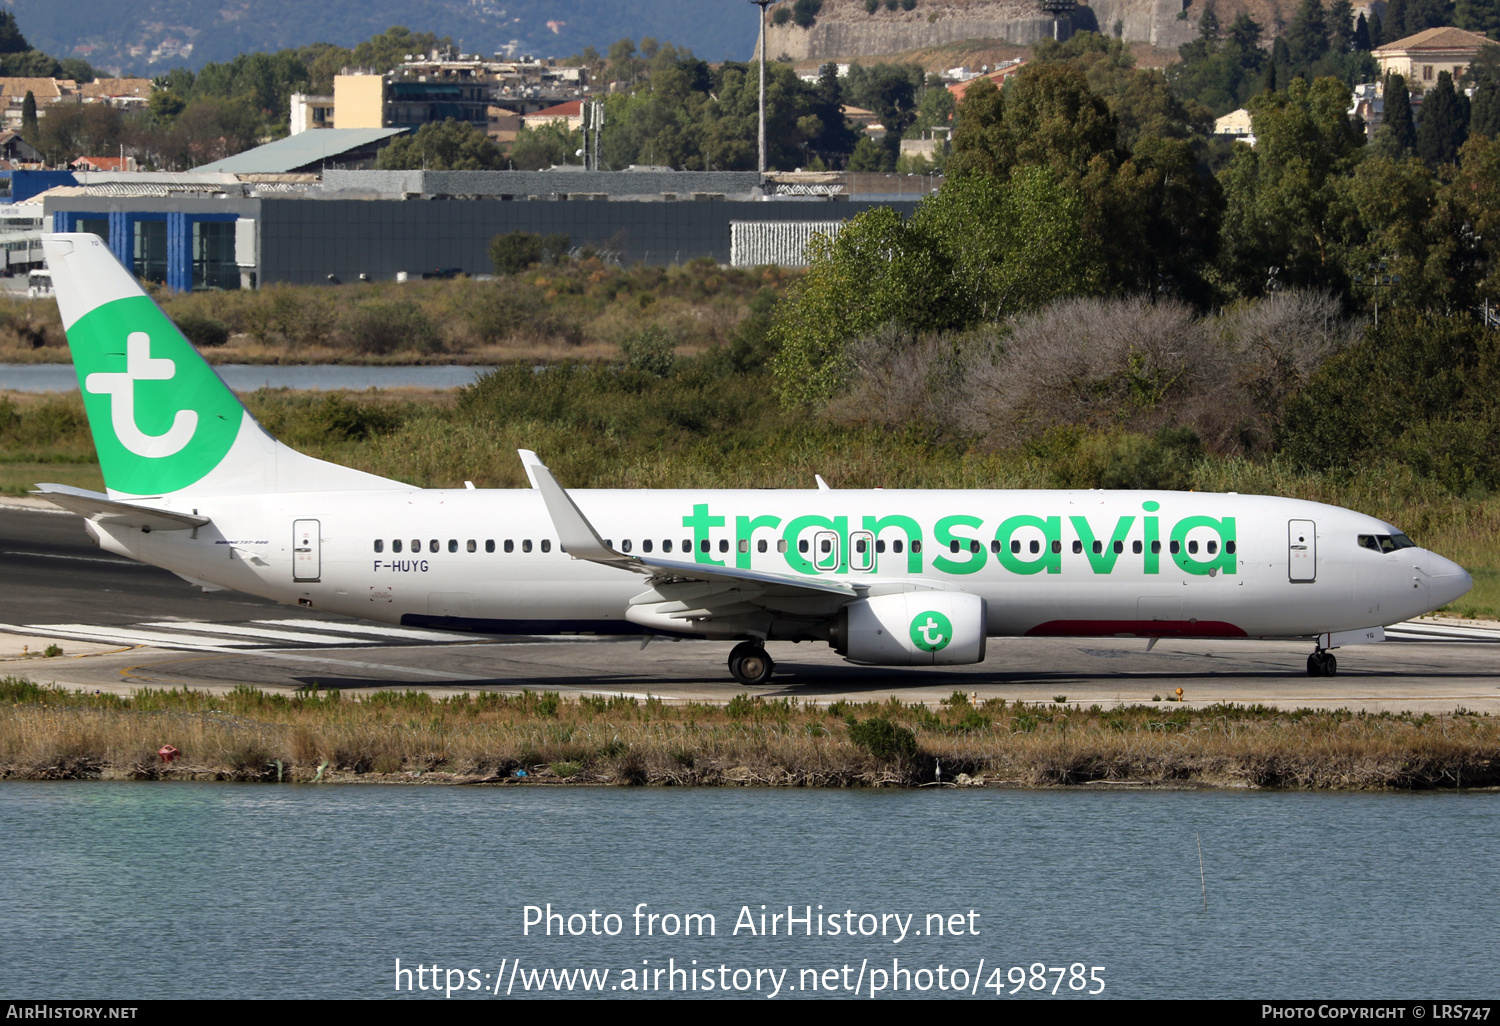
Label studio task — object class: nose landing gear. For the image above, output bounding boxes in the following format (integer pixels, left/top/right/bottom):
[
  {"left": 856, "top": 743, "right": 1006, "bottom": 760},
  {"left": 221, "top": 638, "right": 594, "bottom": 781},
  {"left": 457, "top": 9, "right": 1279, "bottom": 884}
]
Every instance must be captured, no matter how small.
[
  {"left": 728, "top": 641, "right": 775, "bottom": 686},
  {"left": 1306, "top": 650, "right": 1338, "bottom": 676}
]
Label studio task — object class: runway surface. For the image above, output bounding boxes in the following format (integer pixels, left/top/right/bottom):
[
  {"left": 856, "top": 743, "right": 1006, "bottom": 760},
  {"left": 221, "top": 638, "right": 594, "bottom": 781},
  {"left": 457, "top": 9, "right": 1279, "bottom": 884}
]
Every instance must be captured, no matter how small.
[{"left": 3, "top": 502, "right": 1499, "bottom": 712}]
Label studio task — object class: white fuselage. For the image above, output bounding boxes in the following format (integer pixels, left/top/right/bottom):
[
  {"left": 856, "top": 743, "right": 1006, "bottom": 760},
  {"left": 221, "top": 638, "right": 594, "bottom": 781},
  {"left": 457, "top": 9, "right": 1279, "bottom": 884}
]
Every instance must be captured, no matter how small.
[{"left": 85, "top": 487, "right": 1471, "bottom": 643}]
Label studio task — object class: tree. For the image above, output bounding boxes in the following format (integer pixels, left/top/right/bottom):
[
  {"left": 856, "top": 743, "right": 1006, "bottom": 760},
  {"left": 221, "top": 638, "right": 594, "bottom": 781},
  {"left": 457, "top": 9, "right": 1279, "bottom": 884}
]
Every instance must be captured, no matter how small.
[
  {"left": 1353, "top": 13, "right": 1373, "bottom": 51},
  {"left": 377, "top": 119, "right": 505, "bottom": 170},
  {"left": 1456, "top": 0, "right": 1500, "bottom": 35},
  {"left": 1285, "top": 0, "right": 1332, "bottom": 69},
  {"left": 1384, "top": 0, "right": 1409, "bottom": 41},
  {"left": 1218, "top": 76, "right": 1367, "bottom": 296},
  {"left": 1375, "top": 73, "right": 1416, "bottom": 156},
  {"left": 1416, "top": 70, "right": 1470, "bottom": 165},
  {"left": 20, "top": 90, "right": 36, "bottom": 142},
  {"left": 1470, "top": 46, "right": 1500, "bottom": 134},
  {"left": 350, "top": 26, "right": 451, "bottom": 72},
  {"left": 489, "top": 231, "right": 569, "bottom": 274},
  {"left": 1328, "top": 0, "right": 1356, "bottom": 52},
  {"left": 0, "top": 11, "right": 28, "bottom": 54}
]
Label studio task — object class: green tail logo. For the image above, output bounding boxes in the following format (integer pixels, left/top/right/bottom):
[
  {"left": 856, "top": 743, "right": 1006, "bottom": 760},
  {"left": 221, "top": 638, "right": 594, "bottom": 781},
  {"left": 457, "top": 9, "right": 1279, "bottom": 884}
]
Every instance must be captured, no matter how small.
[{"left": 69, "top": 295, "right": 242, "bottom": 495}]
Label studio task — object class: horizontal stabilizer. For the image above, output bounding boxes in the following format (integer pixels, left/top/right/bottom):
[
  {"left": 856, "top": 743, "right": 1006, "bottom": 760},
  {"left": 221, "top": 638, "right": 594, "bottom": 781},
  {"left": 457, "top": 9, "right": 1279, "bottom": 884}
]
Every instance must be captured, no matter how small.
[{"left": 31, "top": 483, "right": 209, "bottom": 532}]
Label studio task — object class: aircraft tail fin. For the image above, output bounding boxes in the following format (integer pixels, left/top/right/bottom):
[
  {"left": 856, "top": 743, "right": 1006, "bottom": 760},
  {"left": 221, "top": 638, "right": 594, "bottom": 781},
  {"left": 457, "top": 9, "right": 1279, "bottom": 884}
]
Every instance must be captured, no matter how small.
[{"left": 41, "top": 233, "right": 405, "bottom": 499}]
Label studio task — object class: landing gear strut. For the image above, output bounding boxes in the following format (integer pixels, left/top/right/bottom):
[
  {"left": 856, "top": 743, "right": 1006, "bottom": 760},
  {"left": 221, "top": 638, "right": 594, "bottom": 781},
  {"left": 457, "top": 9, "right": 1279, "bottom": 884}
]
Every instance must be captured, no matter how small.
[
  {"left": 728, "top": 641, "right": 774, "bottom": 686},
  {"left": 1306, "top": 650, "right": 1338, "bottom": 677}
]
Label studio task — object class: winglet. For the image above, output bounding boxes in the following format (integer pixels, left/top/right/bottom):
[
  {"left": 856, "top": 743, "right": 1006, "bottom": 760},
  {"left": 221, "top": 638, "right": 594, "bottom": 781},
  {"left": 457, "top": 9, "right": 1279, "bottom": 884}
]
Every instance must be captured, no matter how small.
[
  {"left": 518, "top": 449, "right": 544, "bottom": 489},
  {"left": 520, "top": 450, "right": 625, "bottom": 563},
  {"left": 815, "top": 474, "right": 831, "bottom": 491}
]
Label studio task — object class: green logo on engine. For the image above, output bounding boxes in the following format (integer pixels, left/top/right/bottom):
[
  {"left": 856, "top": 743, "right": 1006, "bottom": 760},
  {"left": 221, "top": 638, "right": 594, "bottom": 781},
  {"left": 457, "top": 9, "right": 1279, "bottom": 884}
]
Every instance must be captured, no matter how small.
[{"left": 910, "top": 610, "right": 953, "bottom": 652}]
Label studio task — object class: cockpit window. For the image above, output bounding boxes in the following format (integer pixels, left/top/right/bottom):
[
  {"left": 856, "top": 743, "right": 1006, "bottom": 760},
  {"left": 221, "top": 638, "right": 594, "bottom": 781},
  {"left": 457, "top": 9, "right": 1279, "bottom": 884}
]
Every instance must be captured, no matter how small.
[{"left": 1359, "top": 533, "right": 1418, "bottom": 553}]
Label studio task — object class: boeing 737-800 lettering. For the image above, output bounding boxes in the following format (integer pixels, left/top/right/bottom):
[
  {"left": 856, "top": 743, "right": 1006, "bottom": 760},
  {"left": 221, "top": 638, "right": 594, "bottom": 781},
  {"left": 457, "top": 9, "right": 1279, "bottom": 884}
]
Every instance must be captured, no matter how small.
[{"left": 33, "top": 233, "right": 1473, "bottom": 685}]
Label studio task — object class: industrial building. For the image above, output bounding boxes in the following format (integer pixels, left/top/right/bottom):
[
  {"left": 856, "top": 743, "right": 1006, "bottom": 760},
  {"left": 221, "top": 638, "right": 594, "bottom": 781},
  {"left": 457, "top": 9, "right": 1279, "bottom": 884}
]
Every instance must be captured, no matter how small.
[{"left": 32, "top": 168, "right": 933, "bottom": 289}]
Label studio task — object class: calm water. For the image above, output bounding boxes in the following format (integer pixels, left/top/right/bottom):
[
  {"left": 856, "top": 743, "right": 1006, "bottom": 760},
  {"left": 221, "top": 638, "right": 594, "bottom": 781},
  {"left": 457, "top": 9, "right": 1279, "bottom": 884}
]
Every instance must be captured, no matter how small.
[
  {"left": 0, "top": 364, "right": 495, "bottom": 393},
  {"left": 2, "top": 784, "right": 1496, "bottom": 1000}
]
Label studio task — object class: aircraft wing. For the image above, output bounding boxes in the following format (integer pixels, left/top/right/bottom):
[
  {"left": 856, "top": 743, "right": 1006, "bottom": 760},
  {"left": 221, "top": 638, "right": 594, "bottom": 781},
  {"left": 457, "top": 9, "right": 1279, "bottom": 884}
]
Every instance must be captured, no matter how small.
[
  {"left": 31, "top": 483, "right": 210, "bottom": 532},
  {"left": 521, "top": 450, "right": 855, "bottom": 601}
]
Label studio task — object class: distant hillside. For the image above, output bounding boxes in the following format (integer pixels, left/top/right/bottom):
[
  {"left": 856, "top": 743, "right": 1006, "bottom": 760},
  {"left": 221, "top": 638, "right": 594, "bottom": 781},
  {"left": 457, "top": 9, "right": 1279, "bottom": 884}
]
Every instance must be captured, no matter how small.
[{"left": 3, "top": 0, "right": 756, "bottom": 76}]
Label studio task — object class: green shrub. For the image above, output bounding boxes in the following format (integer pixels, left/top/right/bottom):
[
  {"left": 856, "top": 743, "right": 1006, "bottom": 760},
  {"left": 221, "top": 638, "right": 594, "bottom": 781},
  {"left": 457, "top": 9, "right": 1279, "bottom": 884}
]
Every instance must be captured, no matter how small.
[
  {"left": 848, "top": 716, "right": 918, "bottom": 761},
  {"left": 490, "top": 231, "right": 569, "bottom": 275},
  {"left": 620, "top": 327, "right": 677, "bottom": 377},
  {"left": 341, "top": 300, "right": 442, "bottom": 355},
  {"left": 171, "top": 311, "right": 231, "bottom": 348}
]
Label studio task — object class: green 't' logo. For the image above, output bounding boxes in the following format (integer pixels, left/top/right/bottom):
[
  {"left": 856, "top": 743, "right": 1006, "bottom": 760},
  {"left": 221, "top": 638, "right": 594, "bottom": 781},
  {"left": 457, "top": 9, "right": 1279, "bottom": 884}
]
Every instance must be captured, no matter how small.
[
  {"left": 910, "top": 610, "right": 953, "bottom": 652},
  {"left": 67, "top": 295, "right": 242, "bottom": 495}
]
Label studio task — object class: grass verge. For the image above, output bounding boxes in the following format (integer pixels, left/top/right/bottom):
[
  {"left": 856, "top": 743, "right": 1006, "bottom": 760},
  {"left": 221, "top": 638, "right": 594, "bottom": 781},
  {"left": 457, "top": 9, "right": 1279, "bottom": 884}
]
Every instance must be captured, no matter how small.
[{"left": 2, "top": 679, "right": 1495, "bottom": 790}]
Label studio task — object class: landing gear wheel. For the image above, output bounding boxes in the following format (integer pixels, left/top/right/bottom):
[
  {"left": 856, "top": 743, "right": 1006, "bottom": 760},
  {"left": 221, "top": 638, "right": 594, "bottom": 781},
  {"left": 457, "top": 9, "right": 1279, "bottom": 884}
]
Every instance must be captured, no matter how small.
[
  {"left": 728, "top": 642, "right": 774, "bottom": 686},
  {"left": 1306, "top": 651, "right": 1338, "bottom": 676}
]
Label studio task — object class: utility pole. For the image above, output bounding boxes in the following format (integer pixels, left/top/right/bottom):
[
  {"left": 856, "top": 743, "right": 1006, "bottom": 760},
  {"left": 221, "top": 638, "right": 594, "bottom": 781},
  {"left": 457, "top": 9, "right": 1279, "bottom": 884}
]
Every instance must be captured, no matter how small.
[{"left": 750, "top": 0, "right": 780, "bottom": 175}]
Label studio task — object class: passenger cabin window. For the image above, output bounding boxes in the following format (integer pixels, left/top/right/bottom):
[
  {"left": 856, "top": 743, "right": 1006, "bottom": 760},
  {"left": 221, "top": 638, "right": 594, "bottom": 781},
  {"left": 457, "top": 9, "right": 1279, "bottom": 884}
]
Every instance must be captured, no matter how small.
[
  {"left": 1151, "top": 541, "right": 1161, "bottom": 554},
  {"left": 992, "top": 540, "right": 1002, "bottom": 554},
  {"left": 1132, "top": 541, "right": 1142, "bottom": 554},
  {"left": 682, "top": 540, "right": 691, "bottom": 552},
  {"left": 541, "top": 540, "right": 551, "bottom": 553},
  {"left": 1051, "top": 540, "right": 1062, "bottom": 554},
  {"left": 951, "top": 540, "right": 961, "bottom": 554},
  {"left": 467, "top": 540, "right": 476, "bottom": 553},
  {"left": 892, "top": 540, "right": 903, "bottom": 554},
  {"left": 643, "top": 540, "right": 653, "bottom": 553},
  {"left": 374, "top": 539, "right": 384, "bottom": 553},
  {"left": 1170, "top": 540, "right": 1180, "bottom": 554},
  {"left": 448, "top": 539, "right": 458, "bottom": 553},
  {"left": 485, "top": 540, "right": 495, "bottom": 553},
  {"left": 622, "top": 540, "right": 633, "bottom": 553},
  {"left": 758, "top": 540, "right": 768, "bottom": 553},
  {"left": 1188, "top": 540, "right": 1199, "bottom": 554},
  {"left": 393, "top": 539, "right": 403, "bottom": 553},
  {"left": 411, "top": 539, "right": 420, "bottom": 552},
  {"left": 1226, "top": 541, "right": 1237, "bottom": 554},
  {"left": 1207, "top": 541, "right": 1218, "bottom": 554},
  {"left": 799, "top": 540, "right": 809, "bottom": 553},
  {"left": 701, "top": 540, "right": 710, "bottom": 553},
  {"left": 1092, "top": 541, "right": 1103, "bottom": 554},
  {"left": 741, "top": 539, "right": 751, "bottom": 553},
  {"left": 504, "top": 540, "right": 514, "bottom": 553},
  {"left": 777, "top": 540, "right": 788, "bottom": 553},
  {"left": 1073, "top": 540, "right": 1083, "bottom": 554},
  {"left": 429, "top": 539, "right": 439, "bottom": 553},
  {"left": 664, "top": 540, "right": 673, "bottom": 553},
  {"left": 719, "top": 540, "right": 728, "bottom": 553},
  {"left": 522, "top": 540, "right": 532, "bottom": 553},
  {"left": 911, "top": 540, "right": 922, "bottom": 553},
  {"left": 1026, "top": 540, "right": 1037, "bottom": 554}
]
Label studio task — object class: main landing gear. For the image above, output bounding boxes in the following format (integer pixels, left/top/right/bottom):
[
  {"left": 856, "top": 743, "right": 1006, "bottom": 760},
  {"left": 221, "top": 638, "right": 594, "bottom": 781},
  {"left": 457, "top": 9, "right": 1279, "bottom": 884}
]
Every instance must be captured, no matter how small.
[
  {"left": 1306, "top": 649, "right": 1338, "bottom": 676},
  {"left": 728, "top": 641, "right": 775, "bottom": 686}
]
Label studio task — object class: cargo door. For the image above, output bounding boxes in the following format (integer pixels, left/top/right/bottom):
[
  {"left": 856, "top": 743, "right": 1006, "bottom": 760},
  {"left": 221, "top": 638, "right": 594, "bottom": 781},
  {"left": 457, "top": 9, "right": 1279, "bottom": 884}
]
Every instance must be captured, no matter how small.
[
  {"left": 1289, "top": 519, "right": 1316, "bottom": 582},
  {"left": 293, "top": 519, "right": 321, "bottom": 582}
]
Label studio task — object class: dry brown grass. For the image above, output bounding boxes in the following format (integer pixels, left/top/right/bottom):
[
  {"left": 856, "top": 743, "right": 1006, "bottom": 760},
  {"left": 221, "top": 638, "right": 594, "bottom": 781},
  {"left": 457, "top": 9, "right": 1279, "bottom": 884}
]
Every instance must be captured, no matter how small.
[{"left": 2, "top": 679, "right": 1495, "bottom": 790}]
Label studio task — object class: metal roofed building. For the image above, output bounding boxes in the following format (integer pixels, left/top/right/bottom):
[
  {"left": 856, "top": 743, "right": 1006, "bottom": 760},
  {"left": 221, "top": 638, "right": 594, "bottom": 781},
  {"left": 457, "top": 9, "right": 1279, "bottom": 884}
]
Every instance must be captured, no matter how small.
[
  {"left": 43, "top": 168, "right": 926, "bottom": 288},
  {"left": 192, "top": 128, "right": 409, "bottom": 174}
]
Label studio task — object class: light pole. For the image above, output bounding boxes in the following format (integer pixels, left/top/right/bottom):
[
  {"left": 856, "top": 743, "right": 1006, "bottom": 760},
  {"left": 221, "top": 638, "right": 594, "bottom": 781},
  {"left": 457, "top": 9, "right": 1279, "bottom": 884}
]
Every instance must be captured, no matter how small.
[{"left": 750, "top": 0, "right": 781, "bottom": 175}]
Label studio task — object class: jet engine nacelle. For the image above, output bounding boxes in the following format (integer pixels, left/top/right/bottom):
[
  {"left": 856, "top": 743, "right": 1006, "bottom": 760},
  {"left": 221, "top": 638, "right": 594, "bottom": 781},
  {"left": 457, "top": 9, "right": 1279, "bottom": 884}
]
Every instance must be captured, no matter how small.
[{"left": 830, "top": 592, "right": 988, "bottom": 666}]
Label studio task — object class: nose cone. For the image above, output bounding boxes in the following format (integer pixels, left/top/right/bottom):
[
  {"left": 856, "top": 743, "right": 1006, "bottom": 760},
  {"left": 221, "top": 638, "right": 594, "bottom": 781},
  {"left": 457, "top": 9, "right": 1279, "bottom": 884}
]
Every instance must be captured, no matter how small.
[{"left": 1424, "top": 552, "right": 1473, "bottom": 609}]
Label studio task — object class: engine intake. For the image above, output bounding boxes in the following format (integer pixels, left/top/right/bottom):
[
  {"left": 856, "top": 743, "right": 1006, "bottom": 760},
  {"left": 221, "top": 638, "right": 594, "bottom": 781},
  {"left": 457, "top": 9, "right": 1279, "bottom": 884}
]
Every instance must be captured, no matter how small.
[{"left": 830, "top": 592, "right": 988, "bottom": 666}]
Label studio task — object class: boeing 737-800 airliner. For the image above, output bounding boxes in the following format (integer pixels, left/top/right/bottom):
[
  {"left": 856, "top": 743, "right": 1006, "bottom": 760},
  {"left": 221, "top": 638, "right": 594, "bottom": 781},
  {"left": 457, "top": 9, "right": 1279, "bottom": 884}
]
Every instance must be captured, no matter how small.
[{"left": 32, "top": 233, "right": 1473, "bottom": 685}]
